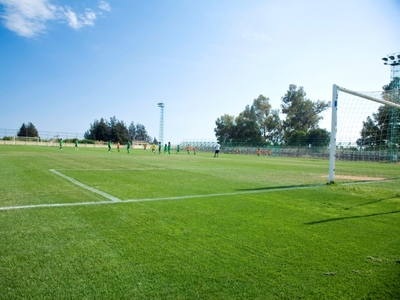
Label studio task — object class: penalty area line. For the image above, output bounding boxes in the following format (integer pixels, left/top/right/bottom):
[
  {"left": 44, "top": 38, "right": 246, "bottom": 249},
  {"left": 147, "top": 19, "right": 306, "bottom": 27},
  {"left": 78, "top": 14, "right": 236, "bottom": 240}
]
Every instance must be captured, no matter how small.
[
  {"left": 123, "top": 184, "right": 326, "bottom": 203},
  {"left": 49, "top": 169, "right": 121, "bottom": 202},
  {"left": 0, "top": 184, "right": 325, "bottom": 211}
]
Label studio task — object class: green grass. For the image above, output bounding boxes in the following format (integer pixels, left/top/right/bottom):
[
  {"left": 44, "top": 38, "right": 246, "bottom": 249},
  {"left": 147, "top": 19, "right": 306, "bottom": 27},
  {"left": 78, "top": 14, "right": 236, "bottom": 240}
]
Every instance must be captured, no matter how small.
[{"left": 0, "top": 145, "right": 399, "bottom": 299}]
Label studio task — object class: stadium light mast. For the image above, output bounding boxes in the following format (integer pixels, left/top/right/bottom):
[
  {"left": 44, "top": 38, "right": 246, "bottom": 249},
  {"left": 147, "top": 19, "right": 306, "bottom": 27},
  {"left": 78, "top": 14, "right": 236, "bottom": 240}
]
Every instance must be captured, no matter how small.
[
  {"left": 382, "top": 53, "right": 400, "bottom": 82},
  {"left": 382, "top": 52, "right": 400, "bottom": 162},
  {"left": 158, "top": 102, "right": 164, "bottom": 145}
]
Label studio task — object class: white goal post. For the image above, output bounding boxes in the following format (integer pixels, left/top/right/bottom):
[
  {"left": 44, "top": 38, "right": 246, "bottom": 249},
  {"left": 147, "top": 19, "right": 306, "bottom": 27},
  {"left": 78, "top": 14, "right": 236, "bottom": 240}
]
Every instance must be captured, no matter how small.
[{"left": 328, "top": 84, "right": 400, "bottom": 183}]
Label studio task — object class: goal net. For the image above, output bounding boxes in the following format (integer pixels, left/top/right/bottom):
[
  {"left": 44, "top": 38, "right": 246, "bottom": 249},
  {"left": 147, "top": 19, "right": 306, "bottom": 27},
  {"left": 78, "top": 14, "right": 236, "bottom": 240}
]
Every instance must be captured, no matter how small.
[
  {"left": 13, "top": 136, "right": 41, "bottom": 145},
  {"left": 328, "top": 84, "right": 400, "bottom": 183}
]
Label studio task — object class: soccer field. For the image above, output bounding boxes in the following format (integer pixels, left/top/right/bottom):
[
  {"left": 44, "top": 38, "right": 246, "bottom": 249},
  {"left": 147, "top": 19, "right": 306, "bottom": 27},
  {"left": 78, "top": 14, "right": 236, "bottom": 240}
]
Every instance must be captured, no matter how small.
[{"left": 0, "top": 145, "right": 399, "bottom": 299}]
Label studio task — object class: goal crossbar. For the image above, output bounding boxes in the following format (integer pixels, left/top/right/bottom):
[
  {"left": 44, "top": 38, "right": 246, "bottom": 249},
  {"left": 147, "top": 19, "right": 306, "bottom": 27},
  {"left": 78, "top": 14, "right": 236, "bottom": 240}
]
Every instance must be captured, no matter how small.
[{"left": 336, "top": 85, "right": 400, "bottom": 109}]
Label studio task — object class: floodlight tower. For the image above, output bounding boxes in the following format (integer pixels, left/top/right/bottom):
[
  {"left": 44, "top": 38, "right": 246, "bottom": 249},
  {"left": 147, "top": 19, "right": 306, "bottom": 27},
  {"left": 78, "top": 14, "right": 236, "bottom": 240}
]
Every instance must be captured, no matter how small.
[
  {"left": 382, "top": 52, "right": 400, "bottom": 162},
  {"left": 382, "top": 53, "right": 400, "bottom": 84},
  {"left": 157, "top": 102, "right": 164, "bottom": 145}
]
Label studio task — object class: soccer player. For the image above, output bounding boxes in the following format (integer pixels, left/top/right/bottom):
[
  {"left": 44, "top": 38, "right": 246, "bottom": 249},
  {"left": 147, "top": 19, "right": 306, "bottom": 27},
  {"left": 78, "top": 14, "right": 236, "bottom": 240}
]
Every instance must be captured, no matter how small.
[
  {"left": 214, "top": 142, "right": 220, "bottom": 158},
  {"left": 257, "top": 148, "right": 261, "bottom": 156},
  {"left": 151, "top": 143, "right": 156, "bottom": 154},
  {"left": 127, "top": 141, "right": 131, "bottom": 154},
  {"left": 176, "top": 145, "right": 180, "bottom": 154},
  {"left": 164, "top": 143, "right": 167, "bottom": 154},
  {"left": 193, "top": 147, "right": 197, "bottom": 155},
  {"left": 167, "top": 142, "right": 171, "bottom": 154},
  {"left": 186, "top": 144, "right": 190, "bottom": 154},
  {"left": 117, "top": 142, "right": 120, "bottom": 152},
  {"left": 59, "top": 138, "right": 63, "bottom": 150},
  {"left": 74, "top": 139, "right": 78, "bottom": 150},
  {"left": 158, "top": 142, "right": 162, "bottom": 154},
  {"left": 108, "top": 140, "right": 111, "bottom": 153}
]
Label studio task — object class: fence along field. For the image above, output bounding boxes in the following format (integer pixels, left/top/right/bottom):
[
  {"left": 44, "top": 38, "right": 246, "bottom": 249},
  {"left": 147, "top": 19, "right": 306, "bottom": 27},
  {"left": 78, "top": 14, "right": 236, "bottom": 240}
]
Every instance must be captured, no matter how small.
[{"left": 0, "top": 145, "right": 399, "bottom": 299}]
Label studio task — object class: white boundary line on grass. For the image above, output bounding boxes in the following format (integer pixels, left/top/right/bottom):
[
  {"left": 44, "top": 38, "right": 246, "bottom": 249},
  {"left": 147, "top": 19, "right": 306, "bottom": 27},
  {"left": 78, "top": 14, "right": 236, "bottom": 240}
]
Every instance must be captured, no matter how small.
[
  {"left": 0, "top": 183, "right": 326, "bottom": 211},
  {"left": 49, "top": 169, "right": 121, "bottom": 202}
]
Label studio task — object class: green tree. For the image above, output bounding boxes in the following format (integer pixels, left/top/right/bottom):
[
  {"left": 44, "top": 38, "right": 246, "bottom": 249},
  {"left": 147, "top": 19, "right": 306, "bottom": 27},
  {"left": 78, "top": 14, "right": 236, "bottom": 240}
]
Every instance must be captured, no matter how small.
[
  {"left": 357, "top": 114, "right": 381, "bottom": 149},
  {"left": 114, "top": 120, "right": 129, "bottom": 143},
  {"left": 84, "top": 118, "right": 109, "bottom": 141},
  {"left": 287, "top": 130, "right": 306, "bottom": 146},
  {"left": 252, "top": 95, "right": 272, "bottom": 139},
  {"left": 214, "top": 114, "right": 235, "bottom": 143},
  {"left": 17, "top": 122, "right": 39, "bottom": 137},
  {"left": 264, "top": 109, "right": 283, "bottom": 145},
  {"left": 305, "top": 128, "right": 330, "bottom": 147},
  {"left": 85, "top": 118, "right": 151, "bottom": 143},
  {"left": 107, "top": 116, "right": 118, "bottom": 142},
  {"left": 128, "top": 122, "right": 136, "bottom": 141},
  {"left": 135, "top": 123, "right": 150, "bottom": 141},
  {"left": 233, "top": 106, "right": 262, "bottom": 143},
  {"left": 357, "top": 79, "right": 400, "bottom": 149},
  {"left": 214, "top": 105, "right": 262, "bottom": 144},
  {"left": 357, "top": 105, "right": 400, "bottom": 149},
  {"left": 95, "top": 118, "right": 109, "bottom": 141},
  {"left": 281, "top": 84, "right": 330, "bottom": 143}
]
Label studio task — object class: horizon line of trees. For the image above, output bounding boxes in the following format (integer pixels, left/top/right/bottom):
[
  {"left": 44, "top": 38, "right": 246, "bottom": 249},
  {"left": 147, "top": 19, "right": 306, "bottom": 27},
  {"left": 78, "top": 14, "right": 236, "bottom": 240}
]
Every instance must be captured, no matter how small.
[
  {"left": 13, "top": 80, "right": 399, "bottom": 149},
  {"left": 214, "top": 81, "right": 399, "bottom": 149},
  {"left": 356, "top": 78, "right": 400, "bottom": 150},
  {"left": 214, "top": 84, "right": 331, "bottom": 147},
  {"left": 14, "top": 117, "right": 156, "bottom": 145},
  {"left": 84, "top": 116, "right": 155, "bottom": 144}
]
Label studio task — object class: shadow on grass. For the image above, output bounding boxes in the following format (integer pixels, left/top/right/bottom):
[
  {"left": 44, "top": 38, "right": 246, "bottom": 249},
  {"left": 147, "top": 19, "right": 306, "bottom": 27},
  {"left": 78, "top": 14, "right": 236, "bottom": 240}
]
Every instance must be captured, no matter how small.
[
  {"left": 305, "top": 210, "right": 400, "bottom": 225},
  {"left": 351, "top": 195, "right": 400, "bottom": 208}
]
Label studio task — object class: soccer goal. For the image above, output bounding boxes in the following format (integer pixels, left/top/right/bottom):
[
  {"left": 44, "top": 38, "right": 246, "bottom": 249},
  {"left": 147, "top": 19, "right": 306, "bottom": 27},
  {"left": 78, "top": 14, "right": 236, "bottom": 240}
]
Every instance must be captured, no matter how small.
[
  {"left": 328, "top": 84, "right": 400, "bottom": 183},
  {"left": 14, "top": 136, "right": 41, "bottom": 145}
]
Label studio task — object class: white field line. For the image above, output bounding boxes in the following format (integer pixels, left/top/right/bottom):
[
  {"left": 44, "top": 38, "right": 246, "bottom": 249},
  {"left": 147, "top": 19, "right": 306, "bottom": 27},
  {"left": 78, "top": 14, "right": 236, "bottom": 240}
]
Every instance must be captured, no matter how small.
[
  {"left": 0, "top": 184, "right": 326, "bottom": 211},
  {"left": 54, "top": 168, "right": 166, "bottom": 171},
  {"left": 123, "top": 185, "right": 325, "bottom": 203},
  {"left": 49, "top": 169, "right": 121, "bottom": 202}
]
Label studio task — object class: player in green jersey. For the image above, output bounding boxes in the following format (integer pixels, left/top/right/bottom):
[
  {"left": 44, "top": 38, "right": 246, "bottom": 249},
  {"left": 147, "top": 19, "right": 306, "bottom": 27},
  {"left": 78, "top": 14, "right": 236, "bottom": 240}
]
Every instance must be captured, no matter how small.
[{"left": 167, "top": 142, "right": 171, "bottom": 154}]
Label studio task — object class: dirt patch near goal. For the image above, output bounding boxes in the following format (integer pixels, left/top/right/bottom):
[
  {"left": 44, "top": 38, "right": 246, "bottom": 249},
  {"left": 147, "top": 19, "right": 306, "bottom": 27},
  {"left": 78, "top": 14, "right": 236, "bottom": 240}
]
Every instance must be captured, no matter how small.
[{"left": 332, "top": 175, "right": 387, "bottom": 181}]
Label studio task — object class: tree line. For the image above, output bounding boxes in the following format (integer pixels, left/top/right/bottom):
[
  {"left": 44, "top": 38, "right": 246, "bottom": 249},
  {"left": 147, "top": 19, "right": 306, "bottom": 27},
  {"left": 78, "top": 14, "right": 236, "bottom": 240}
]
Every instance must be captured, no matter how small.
[
  {"left": 214, "top": 84, "right": 331, "bottom": 147},
  {"left": 214, "top": 81, "right": 399, "bottom": 149},
  {"left": 83, "top": 116, "right": 154, "bottom": 144},
  {"left": 357, "top": 78, "right": 400, "bottom": 150},
  {"left": 13, "top": 80, "right": 398, "bottom": 148},
  {"left": 14, "top": 117, "right": 155, "bottom": 144},
  {"left": 16, "top": 122, "right": 39, "bottom": 138}
]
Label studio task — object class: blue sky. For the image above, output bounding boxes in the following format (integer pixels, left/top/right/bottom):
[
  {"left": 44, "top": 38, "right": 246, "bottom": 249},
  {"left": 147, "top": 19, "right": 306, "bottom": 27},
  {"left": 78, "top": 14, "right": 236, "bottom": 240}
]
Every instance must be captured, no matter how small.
[{"left": 0, "top": 0, "right": 399, "bottom": 144}]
